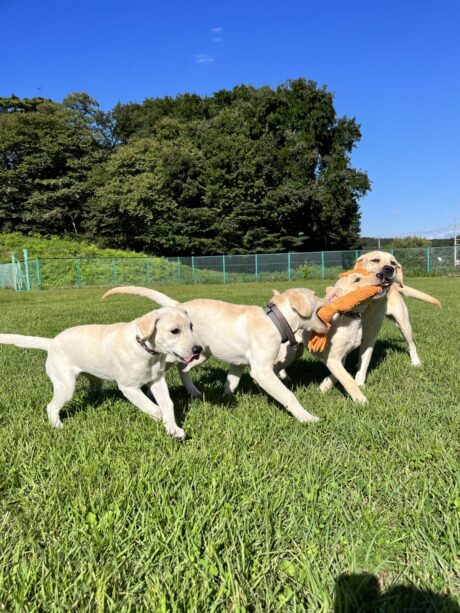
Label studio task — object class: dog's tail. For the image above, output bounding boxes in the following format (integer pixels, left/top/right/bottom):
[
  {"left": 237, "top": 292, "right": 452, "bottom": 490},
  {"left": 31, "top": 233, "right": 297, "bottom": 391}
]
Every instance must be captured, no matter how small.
[
  {"left": 102, "top": 286, "right": 179, "bottom": 307},
  {"left": 0, "top": 334, "right": 51, "bottom": 350},
  {"left": 397, "top": 284, "right": 441, "bottom": 308}
]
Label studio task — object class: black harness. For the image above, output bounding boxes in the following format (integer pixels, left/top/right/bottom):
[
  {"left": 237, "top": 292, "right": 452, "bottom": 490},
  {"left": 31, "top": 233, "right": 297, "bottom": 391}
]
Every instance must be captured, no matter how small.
[
  {"left": 135, "top": 335, "right": 158, "bottom": 356},
  {"left": 264, "top": 303, "right": 299, "bottom": 350}
]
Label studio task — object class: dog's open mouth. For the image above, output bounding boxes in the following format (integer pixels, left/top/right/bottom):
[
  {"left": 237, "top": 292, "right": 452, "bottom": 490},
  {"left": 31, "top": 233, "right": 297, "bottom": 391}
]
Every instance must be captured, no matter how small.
[
  {"left": 175, "top": 352, "right": 200, "bottom": 364},
  {"left": 374, "top": 280, "right": 390, "bottom": 297}
]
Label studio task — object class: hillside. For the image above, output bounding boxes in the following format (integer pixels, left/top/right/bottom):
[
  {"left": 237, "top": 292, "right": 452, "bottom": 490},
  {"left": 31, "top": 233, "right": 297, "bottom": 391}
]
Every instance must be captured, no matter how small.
[{"left": 0, "top": 233, "right": 144, "bottom": 262}]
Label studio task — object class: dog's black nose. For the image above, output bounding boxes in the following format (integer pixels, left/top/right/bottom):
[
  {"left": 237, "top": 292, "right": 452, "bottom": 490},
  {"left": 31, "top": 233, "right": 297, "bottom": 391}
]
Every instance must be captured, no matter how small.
[
  {"left": 383, "top": 265, "right": 394, "bottom": 276},
  {"left": 376, "top": 272, "right": 384, "bottom": 280},
  {"left": 192, "top": 345, "right": 203, "bottom": 355}
]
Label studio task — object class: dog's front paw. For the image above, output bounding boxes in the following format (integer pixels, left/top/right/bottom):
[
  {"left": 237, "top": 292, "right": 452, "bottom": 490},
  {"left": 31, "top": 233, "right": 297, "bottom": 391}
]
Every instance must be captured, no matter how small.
[
  {"left": 49, "top": 417, "right": 63, "bottom": 428},
  {"left": 353, "top": 394, "right": 368, "bottom": 405},
  {"left": 165, "top": 424, "right": 186, "bottom": 441},
  {"left": 296, "top": 410, "right": 320, "bottom": 423}
]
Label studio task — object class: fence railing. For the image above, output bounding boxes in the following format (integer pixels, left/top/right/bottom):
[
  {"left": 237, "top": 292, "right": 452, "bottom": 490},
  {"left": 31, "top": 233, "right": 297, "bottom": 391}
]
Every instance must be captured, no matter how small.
[{"left": 1, "top": 246, "right": 459, "bottom": 291}]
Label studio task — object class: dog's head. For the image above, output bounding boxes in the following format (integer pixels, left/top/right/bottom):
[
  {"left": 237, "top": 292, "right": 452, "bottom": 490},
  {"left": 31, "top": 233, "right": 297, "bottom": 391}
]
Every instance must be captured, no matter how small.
[
  {"left": 354, "top": 250, "right": 403, "bottom": 286},
  {"left": 271, "top": 288, "right": 328, "bottom": 334},
  {"left": 325, "top": 270, "right": 388, "bottom": 310},
  {"left": 136, "top": 307, "right": 202, "bottom": 364}
]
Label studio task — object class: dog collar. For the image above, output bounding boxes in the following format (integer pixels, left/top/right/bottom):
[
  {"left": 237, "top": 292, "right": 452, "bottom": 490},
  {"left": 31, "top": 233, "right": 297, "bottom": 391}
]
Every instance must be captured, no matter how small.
[
  {"left": 264, "top": 303, "right": 299, "bottom": 350},
  {"left": 135, "top": 335, "right": 158, "bottom": 356}
]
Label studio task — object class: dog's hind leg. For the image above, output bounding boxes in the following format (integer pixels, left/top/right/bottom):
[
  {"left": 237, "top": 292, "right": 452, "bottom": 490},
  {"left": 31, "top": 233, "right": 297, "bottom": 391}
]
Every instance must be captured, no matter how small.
[
  {"left": 319, "top": 374, "right": 337, "bottom": 393},
  {"left": 386, "top": 296, "right": 421, "bottom": 366},
  {"left": 45, "top": 360, "right": 77, "bottom": 428},
  {"left": 223, "top": 364, "right": 245, "bottom": 396}
]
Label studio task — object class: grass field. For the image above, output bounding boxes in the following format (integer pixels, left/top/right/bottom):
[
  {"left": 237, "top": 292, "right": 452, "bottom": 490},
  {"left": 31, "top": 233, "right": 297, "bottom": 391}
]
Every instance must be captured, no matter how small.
[{"left": 0, "top": 278, "right": 459, "bottom": 611}]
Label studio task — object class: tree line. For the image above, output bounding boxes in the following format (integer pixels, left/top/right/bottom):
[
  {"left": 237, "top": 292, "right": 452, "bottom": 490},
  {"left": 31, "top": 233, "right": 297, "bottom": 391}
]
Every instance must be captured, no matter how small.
[{"left": 0, "top": 80, "right": 371, "bottom": 255}]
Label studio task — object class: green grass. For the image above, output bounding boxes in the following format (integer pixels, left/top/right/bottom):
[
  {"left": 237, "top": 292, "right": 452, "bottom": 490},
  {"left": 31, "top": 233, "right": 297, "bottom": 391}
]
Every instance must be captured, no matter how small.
[{"left": 0, "top": 278, "right": 459, "bottom": 611}]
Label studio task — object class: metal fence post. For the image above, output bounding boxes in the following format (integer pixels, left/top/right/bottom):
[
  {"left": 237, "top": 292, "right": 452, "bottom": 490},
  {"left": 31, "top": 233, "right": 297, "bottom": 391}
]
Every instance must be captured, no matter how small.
[
  {"left": 23, "top": 249, "right": 31, "bottom": 291},
  {"left": 191, "top": 256, "right": 195, "bottom": 283},
  {"left": 321, "top": 251, "right": 325, "bottom": 280},
  {"left": 355, "top": 249, "right": 359, "bottom": 260},
  {"left": 288, "top": 252, "right": 291, "bottom": 281},
  {"left": 426, "top": 248, "right": 430, "bottom": 273},
  {"left": 146, "top": 257, "right": 151, "bottom": 285},
  {"left": 177, "top": 257, "right": 181, "bottom": 284},
  {"left": 76, "top": 258, "right": 81, "bottom": 288},
  {"left": 255, "top": 254, "right": 258, "bottom": 282},
  {"left": 222, "top": 255, "right": 227, "bottom": 284},
  {"left": 35, "top": 257, "right": 41, "bottom": 290},
  {"left": 11, "top": 254, "right": 18, "bottom": 291},
  {"left": 112, "top": 258, "right": 118, "bottom": 287}
]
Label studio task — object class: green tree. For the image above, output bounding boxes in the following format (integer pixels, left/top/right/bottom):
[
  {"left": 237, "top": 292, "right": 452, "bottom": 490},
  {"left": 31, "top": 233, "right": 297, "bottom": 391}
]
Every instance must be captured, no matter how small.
[
  {"left": 388, "top": 236, "right": 431, "bottom": 249},
  {"left": 85, "top": 135, "right": 211, "bottom": 253},
  {"left": 0, "top": 94, "right": 110, "bottom": 235},
  {"left": 1, "top": 80, "right": 370, "bottom": 255}
]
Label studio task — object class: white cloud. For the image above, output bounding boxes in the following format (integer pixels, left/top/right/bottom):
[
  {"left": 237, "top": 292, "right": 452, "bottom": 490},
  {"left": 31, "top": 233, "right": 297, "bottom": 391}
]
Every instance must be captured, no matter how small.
[
  {"left": 211, "top": 26, "right": 222, "bottom": 33},
  {"left": 195, "top": 53, "right": 215, "bottom": 64},
  {"left": 212, "top": 37, "right": 223, "bottom": 43}
]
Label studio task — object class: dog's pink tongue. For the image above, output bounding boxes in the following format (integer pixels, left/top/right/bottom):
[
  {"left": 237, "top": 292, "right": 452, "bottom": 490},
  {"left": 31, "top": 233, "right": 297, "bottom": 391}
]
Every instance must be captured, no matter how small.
[{"left": 184, "top": 354, "right": 200, "bottom": 364}]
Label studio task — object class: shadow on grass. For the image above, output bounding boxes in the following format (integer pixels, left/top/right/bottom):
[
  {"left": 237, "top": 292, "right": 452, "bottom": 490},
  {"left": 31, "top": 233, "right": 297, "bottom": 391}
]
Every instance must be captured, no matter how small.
[
  {"left": 285, "top": 338, "right": 408, "bottom": 390},
  {"left": 334, "top": 573, "right": 460, "bottom": 613}
]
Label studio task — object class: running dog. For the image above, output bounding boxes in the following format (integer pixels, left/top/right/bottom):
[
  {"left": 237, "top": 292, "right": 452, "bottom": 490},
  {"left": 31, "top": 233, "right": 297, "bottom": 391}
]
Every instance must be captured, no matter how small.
[
  {"left": 103, "top": 286, "right": 328, "bottom": 423},
  {"left": 0, "top": 307, "right": 202, "bottom": 439},
  {"left": 353, "top": 251, "right": 440, "bottom": 386}
]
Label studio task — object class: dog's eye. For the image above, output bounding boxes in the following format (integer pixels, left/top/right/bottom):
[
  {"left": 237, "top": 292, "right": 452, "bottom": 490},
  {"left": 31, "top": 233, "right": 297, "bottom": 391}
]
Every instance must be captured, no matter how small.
[
  {"left": 391, "top": 261, "right": 397, "bottom": 266},
  {"left": 371, "top": 258, "right": 380, "bottom": 263},
  {"left": 170, "top": 328, "right": 180, "bottom": 335},
  {"left": 354, "top": 277, "right": 361, "bottom": 282},
  {"left": 190, "top": 324, "right": 193, "bottom": 331}
]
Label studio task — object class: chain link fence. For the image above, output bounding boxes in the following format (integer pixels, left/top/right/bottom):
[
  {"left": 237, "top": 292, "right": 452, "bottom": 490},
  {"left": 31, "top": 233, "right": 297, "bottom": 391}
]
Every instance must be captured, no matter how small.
[{"left": 1, "top": 246, "right": 458, "bottom": 291}]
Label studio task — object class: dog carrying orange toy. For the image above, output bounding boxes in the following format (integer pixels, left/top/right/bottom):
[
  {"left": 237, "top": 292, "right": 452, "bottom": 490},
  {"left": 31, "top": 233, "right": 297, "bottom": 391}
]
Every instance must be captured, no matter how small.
[{"left": 308, "top": 279, "right": 383, "bottom": 353}]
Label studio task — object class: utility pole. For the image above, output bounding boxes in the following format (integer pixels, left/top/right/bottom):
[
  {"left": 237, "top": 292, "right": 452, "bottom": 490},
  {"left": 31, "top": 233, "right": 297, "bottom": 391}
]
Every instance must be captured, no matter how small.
[{"left": 454, "top": 218, "right": 458, "bottom": 267}]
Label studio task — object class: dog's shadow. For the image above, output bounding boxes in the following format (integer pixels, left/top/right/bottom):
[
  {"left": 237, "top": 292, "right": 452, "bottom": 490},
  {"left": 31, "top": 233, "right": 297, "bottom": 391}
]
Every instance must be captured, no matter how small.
[
  {"left": 286, "top": 338, "right": 407, "bottom": 390},
  {"left": 60, "top": 387, "right": 123, "bottom": 422},
  {"left": 334, "top": 572, "right": 459, "bottom": 612}
]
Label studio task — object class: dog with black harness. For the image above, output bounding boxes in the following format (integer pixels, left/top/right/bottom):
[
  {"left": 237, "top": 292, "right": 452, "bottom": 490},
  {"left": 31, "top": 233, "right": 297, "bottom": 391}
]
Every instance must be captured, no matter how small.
[{"left": 102, "top": 285, "right": 328, "bottom": 423}]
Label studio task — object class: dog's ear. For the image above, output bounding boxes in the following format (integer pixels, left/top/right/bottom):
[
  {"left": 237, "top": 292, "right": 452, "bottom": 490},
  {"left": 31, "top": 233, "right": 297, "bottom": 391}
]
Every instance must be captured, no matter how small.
[
  {"left": 136, "top": 311, "right": 159, "bottom": 341},
  {"left": 325, "top": 286, "right": 336, "bottom": 302},
  {"left": 289, "top": 290, "right": 312, "bottom": 318},
  {"left": 324, "top": 285, "right": 345, "bottom": 302},
  {"left": 271, "top": 289, "right": 280, "bottom": 296},
  {"left": 354, "top": 255, "right": 365, "bottom": 270},
  {"left": 395, "top": 259, "right": 404, "bottom": 286}
]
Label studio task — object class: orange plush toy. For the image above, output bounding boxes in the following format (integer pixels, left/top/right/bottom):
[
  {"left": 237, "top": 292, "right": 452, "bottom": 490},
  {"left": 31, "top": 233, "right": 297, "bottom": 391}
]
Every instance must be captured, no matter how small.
[{"left": 308, "top": 269, "right": 383, "bottom": 353}]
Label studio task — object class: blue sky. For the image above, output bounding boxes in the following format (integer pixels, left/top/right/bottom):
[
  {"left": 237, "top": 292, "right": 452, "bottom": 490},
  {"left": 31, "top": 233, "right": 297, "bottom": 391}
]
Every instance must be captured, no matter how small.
[{"left": 2, "top": 0, "right": 459, "bottom": 238}]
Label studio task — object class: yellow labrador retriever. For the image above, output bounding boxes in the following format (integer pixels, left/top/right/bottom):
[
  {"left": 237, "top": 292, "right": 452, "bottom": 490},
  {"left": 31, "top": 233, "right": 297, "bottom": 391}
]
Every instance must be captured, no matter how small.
[
  {"left": 353, "top": 250, "right": 440, "bottom": 386},
  {"left": 274, "top": 271, "right": 389, "bottom": 401},
  {"left": 103, "top": 286, "right": 328, "bottom": 423},
  {"left": 315, "top": 271, "right": 388, "bottom": 402},
  {"left": 0, "top": 307, "right": 202, "bottom": 439}
]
